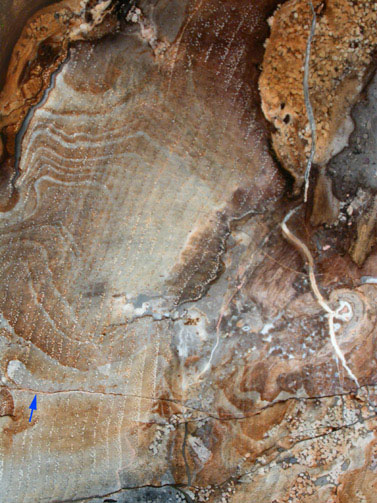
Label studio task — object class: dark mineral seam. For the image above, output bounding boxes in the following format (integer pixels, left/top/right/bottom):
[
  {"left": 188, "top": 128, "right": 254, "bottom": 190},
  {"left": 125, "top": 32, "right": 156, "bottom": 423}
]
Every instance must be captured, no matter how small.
[{"left": 11, "top": 54, "right": 70, "bottom": 189}]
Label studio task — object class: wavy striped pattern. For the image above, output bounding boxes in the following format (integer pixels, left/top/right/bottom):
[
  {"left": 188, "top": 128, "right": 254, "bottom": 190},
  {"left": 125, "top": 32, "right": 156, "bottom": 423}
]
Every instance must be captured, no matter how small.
[{"left": 0, "top": 1, "right": 283, "bottom": 501}]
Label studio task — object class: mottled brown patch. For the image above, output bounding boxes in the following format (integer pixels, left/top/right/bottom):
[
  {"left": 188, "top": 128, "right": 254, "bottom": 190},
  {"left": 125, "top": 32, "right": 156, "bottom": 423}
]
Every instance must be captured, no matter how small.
[
  {"left": 0, "top": 0, "right": 58, "bottom": 89},
  {"left": 338, "top": 467, "right": 377, "bottom": 502},
  {"left": 350, "top": 195, "right": 377, "bottom": 266},
  {"left": 240, "top": 400, "right": 290, "bottom": 442},
  {"left": 0, "top": 388, "right": 14, "bottom": 417}
]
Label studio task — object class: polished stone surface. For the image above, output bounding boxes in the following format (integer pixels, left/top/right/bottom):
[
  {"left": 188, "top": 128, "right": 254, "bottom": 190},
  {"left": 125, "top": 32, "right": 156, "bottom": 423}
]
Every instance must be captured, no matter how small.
[{"left": 0, "top": 1, "right": 376, "bottom": 502}]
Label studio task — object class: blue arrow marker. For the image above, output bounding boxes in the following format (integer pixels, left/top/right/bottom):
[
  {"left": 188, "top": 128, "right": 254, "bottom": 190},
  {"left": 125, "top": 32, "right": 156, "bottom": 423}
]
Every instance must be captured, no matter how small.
[{"left": 29, "top": 395, "right": 37, "bottom": 422}]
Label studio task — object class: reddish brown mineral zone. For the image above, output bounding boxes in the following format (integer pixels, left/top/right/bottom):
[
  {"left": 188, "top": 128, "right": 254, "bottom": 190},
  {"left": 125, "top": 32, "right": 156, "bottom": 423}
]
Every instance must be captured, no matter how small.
[{"left": 0, "top": 1, "right": 376, "bottom": 502}]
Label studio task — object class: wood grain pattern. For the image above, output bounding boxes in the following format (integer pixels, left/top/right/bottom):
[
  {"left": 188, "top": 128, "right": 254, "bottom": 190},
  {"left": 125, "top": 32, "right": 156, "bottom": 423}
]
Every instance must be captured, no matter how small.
[{"left": 0, "top": 1, "right": 377, "bottom": 502}]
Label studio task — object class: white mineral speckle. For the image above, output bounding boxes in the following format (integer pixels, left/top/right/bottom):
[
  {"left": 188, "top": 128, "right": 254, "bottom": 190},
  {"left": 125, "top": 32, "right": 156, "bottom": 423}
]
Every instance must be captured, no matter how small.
[
  {"left": 188, "top": 436, "right": 212, "bottom": 464},
  {"left": 7, "top": 360, "right": 26, "bottom": 384}
]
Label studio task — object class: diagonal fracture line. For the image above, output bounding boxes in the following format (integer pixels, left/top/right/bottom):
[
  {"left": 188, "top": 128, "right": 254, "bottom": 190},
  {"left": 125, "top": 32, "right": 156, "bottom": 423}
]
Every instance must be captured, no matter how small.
[{"left": 303, "top": 0, "right": 317, "bottom": 202}]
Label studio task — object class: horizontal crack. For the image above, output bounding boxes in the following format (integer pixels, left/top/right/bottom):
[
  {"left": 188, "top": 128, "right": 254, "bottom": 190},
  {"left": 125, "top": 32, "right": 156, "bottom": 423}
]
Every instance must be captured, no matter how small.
[
  {"left": 287, "top": 414, "right": 377, "bottom": 449},
  {"left": 53, "top": 483, "right": 192, "bottom": 503},
  {"left": 2, "top": 384, "right": 376, "bottom": 423}
]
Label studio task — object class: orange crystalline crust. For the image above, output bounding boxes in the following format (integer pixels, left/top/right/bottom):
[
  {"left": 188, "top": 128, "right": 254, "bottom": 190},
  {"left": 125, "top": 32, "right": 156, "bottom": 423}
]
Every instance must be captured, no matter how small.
[{"left": 259, "top": 0, "right": 377, "bottom": 189}]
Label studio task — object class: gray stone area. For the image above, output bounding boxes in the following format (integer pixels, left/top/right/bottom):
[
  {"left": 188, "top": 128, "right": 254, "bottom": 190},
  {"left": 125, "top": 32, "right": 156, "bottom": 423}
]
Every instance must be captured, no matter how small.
[
  {"left": 328, "top": 70, "right": 377, "bottom": 199},
  {"left": 76, "top": 486, "right": 191, "bottom": 503}
]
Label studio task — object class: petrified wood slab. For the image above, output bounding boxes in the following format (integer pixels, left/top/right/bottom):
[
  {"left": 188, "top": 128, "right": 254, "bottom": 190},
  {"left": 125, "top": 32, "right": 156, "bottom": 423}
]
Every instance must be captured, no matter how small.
[{"left": 0, "top": 1, "right": 377, "bottom": 503}]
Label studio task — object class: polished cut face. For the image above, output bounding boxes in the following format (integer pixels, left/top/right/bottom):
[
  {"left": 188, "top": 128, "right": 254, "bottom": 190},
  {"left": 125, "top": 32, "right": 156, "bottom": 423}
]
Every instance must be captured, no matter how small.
[
  {"left": 0, "top": 1, "right": 284, "bottom": 499},
  {"left": 0, "top": 1, "right": 377, "bottom": 503}
]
